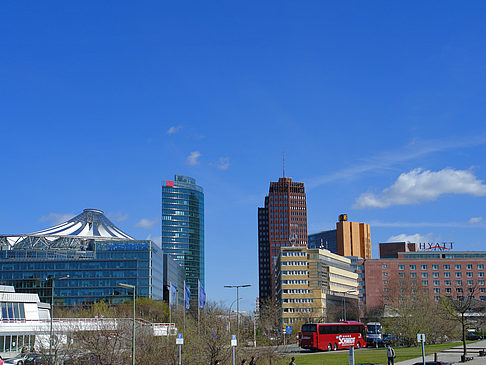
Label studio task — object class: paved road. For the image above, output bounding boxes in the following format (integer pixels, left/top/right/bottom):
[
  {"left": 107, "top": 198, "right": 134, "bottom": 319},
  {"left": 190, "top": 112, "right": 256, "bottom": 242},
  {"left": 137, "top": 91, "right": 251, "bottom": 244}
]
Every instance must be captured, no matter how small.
[{"left": 396, "top": 340, "right": 486, "bottom": 365}]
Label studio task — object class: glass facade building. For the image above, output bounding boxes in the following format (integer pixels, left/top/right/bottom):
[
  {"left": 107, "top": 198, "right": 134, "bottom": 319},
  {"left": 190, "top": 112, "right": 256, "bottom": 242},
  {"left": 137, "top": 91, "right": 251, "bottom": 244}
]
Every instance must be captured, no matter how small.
[
  {"left": 0, "top": 209, "right": 163, "bottom": 306},
  {"left": 162, "top": 175, "right": 204, "bottom": 298},
  {"left": 308, "top": 229, "right": 337, "bottom": 252},
  {"left": 0, "top": 240, "right": 163, "bottom": 306}
]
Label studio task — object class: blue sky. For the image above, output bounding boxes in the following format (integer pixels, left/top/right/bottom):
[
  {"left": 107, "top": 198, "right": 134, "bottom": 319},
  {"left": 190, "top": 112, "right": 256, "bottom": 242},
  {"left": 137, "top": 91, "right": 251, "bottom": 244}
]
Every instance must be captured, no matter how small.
[{"left": 1, "top": 1, "right": 486, "bottom": 311}]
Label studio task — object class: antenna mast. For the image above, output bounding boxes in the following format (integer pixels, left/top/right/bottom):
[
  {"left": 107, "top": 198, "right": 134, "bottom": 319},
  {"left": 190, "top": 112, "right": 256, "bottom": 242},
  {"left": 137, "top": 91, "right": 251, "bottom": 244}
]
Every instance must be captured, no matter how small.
[{"left": 283, "top": 152, "right": 285, "bottom": 177}]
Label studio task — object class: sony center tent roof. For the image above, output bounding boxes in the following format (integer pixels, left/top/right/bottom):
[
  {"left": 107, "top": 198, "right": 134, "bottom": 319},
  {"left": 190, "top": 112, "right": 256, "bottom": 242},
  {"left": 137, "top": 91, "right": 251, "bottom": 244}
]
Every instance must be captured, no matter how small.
[{"left": 1, "top": 209, "right": 135, "bottom": 249}]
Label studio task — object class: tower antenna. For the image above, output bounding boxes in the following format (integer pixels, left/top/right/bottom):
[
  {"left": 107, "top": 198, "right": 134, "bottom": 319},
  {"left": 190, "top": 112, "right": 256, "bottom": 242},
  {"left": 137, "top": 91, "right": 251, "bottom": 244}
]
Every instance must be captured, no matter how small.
[{"left": 283, "top": 152, "right": 285, "bottom": 177}]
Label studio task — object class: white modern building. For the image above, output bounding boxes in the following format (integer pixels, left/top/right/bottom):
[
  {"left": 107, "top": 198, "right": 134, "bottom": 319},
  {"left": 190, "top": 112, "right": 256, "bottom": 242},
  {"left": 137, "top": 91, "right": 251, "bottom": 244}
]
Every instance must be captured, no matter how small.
[{"left": 1, "top": 285, "right": 175, "bottom": 358}]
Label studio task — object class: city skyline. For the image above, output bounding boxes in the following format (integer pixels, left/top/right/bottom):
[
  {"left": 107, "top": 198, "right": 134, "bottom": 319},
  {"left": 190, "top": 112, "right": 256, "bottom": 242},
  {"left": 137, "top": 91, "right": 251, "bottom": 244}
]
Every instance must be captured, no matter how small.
[{"left": 2, "top": 2, "right": 486, "bottom": 311}]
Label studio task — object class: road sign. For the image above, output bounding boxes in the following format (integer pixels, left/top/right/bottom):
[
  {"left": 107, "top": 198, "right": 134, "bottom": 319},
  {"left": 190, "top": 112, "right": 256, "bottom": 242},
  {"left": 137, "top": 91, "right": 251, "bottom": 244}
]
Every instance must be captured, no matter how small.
[
  {"left": 231, "top": 334, "right": 237, "bottom": 347},
  {"left": 286, "top": 325, "right": 292, "bottom": 335},
  {"left": 417, "top": 333, "right": 425, "bottom": 343},
  {"left": 176, "top": 333, "right": 184, "bottom": 345}
]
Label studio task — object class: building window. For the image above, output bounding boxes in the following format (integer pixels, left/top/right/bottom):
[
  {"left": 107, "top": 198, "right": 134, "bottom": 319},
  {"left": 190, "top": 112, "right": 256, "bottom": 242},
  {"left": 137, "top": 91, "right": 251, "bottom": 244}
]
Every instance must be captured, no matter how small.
[
  {"left": 456, "top": 272, "right": 462, "bottom": 278},
  {"left": 468, "top": 280, "right": 474, "bottom": 286},
  {"left": 434, "top": 296, "right": 440, "bottom": 301},
  {"left": 444, "top": 272, "right": 451, "bottom": 278},
  {"left": 455, "top": 264, "right": 461, "bottom": 270},
  {"left": 479, "top": 280, "right": 485, "bottom": 286},
  {"left": 456, "top": 280, "right": 462, "bottom": 286},
  {"left": 445, "top": 280, "right": 451, "bottom": 286},
  {"left": 445, "top": 288, "right": 452, "bottom": 293},
  {"left": 399, "top": 273, "right": 405, "bottom": 278},
  {"left": 422, "top": 280, "right": 428, "bottom": 286},
  {"left": 467, "top": 272, "right": 473, "bottom": 278},
  {"left": 432, "top": 264, "right": 439, "bottom": 270},
  {"left": 433, "top": 288, "right": 440, "bottom": 294},
  {"left": 433, "top": 280, "right": 440, "bottom": 286},
  {"left": 422, "top": 273, "right": 428, "bottom": 278},
  {"left": 467, "top": 264, "right": 473, "bottom": 270},
  {"left": 421, "top": 264, "right": 427, "bottom": 270},
  {"left": 433, "top": 272, "right": 439, "bottom": 278},
  {"left": 383, "top": 272, "right": 388, "bottom": 277},
  {"left": 410, "top": 272, "right": 417, "bottom": 278},
  {"left": 382, "top": 264, "right": 388, "bottom": 269},
  {"left": 456, "top": 288, "right": 463, "bottom": 293},
  {"left": 383, "top": 280, "right": 388, "bottom": 285},
  {"left": 443, "top": 264, "right": 450, "bottom": 270},
  {"left": 478, "top": 264, "right": 484, "bottom": 270},
  {"left": 398, "top": 264, "right": 405, "bottom": 270},
  {"left": 479, "top": 272, "right": 485, "bottom": 278},
  {"left": 410, "top": 264, "right": 416, "bottom": 270}
]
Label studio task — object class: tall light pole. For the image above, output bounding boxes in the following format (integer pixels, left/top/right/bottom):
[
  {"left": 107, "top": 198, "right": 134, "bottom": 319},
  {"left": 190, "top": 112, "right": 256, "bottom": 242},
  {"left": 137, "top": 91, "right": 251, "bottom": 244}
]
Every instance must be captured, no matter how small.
[
  {"left": 228, "top": 297, "right": 242, "bottom": 332},
  {"left": 224, "top": 284, "right": 251, "bottom": 346},
  {"left": 118, "top": 283, "right": 136, "bottom": 365},
  {"left": 343, "top": 289, "right": 358, "bottom": 322},
  {"left": 48, "top": 275, "right": 69, "bottom": 358}
]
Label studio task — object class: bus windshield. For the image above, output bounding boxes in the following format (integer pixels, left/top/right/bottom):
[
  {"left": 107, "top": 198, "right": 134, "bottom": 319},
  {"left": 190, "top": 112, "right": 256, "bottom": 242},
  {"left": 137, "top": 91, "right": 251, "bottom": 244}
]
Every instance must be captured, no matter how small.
[{"left": 367, "top": 324, "right": 382, "bottom": 334}]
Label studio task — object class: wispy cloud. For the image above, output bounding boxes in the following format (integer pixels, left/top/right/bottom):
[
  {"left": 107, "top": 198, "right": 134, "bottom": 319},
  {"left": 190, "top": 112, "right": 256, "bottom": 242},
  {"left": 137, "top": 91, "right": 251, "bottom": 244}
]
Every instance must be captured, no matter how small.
[
  {"left": 39, "top": 213, "right": 74, "bottom": 226},
  {"left": 308, "top": 135, "right": 486, "bottom": 189},
  {"left": 354, "top": 168, "right": 486, "bottom": 209},
  {"left": 370, "top": 219, "right": 486, "bottom": 229},
  {"left": 387, "top": 233, "right": 434, "bottom": 243},
  {"left": 187, "top": 151, "right": 201, "bottom": 166},
  {"left": 215, "top": 157, "right": 230, "bottom": 170},
  {"left": 108, "top": 211, "right": 129, "bottom": 222},
  {"left": 469, "top": 217, "right": 483, "bottom": 224},
  {"left": 166, "top": 125, "right": 182, "bottom": 135},
  {"left": 135, "top": 218, "right": 157, "bottom": 229}
]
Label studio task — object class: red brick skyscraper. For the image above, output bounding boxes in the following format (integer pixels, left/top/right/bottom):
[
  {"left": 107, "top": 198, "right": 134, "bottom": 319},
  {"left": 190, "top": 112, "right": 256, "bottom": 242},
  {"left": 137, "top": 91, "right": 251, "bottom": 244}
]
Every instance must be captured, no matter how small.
[{"left": 258, "top": 177, "right": 308, "bottom": 302}]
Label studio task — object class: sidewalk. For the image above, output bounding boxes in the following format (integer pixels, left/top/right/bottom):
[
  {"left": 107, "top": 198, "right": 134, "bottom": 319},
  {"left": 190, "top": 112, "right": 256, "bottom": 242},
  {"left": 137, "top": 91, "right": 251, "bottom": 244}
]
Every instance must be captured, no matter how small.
[{"left": 396, "top": 340, "right": 486, "bottom": 364}]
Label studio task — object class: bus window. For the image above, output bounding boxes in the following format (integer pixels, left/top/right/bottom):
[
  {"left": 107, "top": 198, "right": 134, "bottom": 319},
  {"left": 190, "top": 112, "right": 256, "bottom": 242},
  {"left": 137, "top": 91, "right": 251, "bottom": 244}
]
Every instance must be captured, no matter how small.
[{"left": 302, "top": 324, "right": 317, "bottom": 332}]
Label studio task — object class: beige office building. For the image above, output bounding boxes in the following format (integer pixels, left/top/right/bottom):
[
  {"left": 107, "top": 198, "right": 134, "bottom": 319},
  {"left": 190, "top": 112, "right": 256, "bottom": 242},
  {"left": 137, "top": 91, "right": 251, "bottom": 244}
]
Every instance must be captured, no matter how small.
[
  {"left": 336, "top": 214, "right": 371, "bottom": 259},
  {"left": 278, "top": 246, "right": 358, "bottom": 331}
]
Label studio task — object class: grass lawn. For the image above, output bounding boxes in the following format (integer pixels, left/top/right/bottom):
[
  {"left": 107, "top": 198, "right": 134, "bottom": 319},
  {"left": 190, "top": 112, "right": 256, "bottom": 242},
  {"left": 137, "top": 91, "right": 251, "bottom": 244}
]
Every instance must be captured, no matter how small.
[{"left": 288, "top": 342, "right": 466, "bottom": 365}]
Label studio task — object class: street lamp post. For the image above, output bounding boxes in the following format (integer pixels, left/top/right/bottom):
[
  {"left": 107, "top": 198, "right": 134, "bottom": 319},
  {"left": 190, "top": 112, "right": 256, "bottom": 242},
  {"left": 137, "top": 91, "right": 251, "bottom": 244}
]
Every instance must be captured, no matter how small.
[
  {"left": 228, "top": 297, "right": 242, "bottom": 332},
  {"left": 343, "top": 289, "right": 358, "bottom": 322},
  {"left": 118, "top": 283, "right": 136, "bottom": 365},
  {"left": 224, "top": 284, "right": 251, "bottom": 347},
  {"left": 48, "top": 275, "right": 69, "bottom": 359}
]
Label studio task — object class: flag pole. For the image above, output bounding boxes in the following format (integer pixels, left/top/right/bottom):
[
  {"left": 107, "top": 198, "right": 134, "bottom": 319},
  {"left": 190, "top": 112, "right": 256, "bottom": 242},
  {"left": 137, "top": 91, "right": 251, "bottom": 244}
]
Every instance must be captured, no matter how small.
[
  {"left": 198, "top": 279, "right": 200, "bottom": 335},
  {"left": 183, "top": 281, "right": 186, "bottom": 333}
]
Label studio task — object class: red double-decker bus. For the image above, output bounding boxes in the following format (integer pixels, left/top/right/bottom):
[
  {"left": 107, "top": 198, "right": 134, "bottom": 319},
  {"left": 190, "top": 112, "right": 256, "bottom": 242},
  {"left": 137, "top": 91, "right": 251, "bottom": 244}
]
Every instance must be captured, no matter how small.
[{"left": 298, "top": 321, "right": 367, "bottom": 351}]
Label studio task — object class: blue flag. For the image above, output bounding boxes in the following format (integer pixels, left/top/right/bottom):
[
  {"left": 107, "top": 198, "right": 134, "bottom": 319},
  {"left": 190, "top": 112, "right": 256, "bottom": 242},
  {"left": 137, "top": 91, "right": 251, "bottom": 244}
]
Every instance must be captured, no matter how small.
[
  {"left": 184, "top": 281, "right": 191, "bottom": 310},
  {"left": 198, "top": 280, "right": 206, "bottom": 309},
  {"left": 170, "top": 282, "right": 177, "bottom": 307}
]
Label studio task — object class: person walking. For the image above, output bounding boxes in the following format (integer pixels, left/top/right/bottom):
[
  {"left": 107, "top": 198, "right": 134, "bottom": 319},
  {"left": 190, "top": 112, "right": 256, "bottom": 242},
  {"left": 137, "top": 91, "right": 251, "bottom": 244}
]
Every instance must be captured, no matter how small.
[
  {"left": 249, "top": 356, "right": 256, "bottom": 365},
  {"left": 289, "top": 356, "right": 296, "bottom": 365},
  {"left": 386, "top": 345, "right": 396, "bottom": 365}
]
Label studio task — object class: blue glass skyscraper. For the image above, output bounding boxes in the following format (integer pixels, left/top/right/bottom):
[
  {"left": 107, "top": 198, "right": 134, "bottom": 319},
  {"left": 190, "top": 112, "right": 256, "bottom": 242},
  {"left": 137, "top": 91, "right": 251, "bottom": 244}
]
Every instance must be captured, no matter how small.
[{"left": 162, "top": 175, "right": 204, "bottom": 300}]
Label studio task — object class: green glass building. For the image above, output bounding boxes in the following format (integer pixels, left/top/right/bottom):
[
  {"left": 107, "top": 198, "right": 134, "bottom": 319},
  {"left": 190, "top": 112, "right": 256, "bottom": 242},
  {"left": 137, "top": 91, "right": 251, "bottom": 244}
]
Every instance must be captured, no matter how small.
[{"left": 162, "top": 175, "right": 204, "bottom": 300}]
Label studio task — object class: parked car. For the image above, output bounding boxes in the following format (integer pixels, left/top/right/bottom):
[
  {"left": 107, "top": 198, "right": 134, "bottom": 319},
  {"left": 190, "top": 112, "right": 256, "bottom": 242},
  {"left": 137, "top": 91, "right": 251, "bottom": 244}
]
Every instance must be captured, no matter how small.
[
  {"left": 4, "top": 353, "right": 32, "bottom": 365},
  {"left": 412, "top": 362, "right": 452, "bottom": 365},
  {"left": 383, "top": 334, "right": 403, "bottom": 346},
  {"left": 22, "top": 353, "right": 50, "bottom": 365},
  {"left": 366, "top": 337, "right": 386, "bottom": 347},
  {"left": 466, "top": 332, "right": 482, "bottom": 340}
]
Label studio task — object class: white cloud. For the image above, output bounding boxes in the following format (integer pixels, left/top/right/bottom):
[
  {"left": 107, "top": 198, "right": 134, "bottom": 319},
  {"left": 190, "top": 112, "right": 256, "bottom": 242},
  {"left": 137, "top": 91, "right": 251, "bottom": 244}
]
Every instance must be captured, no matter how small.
[
  {"left": 187, "top": 151, "right": 201, "bottom": 166},
  {"left": 166, "top": 125, "right": 182, "bottom": 135},
  {"left": 216, "top": 157, "right": 230, "bottom": 170},
  {"left": 469, "top": 217, "right": 483, "bottom": 224},
  {"left": 135, "top": 218, "right": 157, "bottom": 229},
  {"left": 387, "top": 233, "right": 432, "bottom": 243},
  {"left": 354, "top": 168, "right": 486, "bottom": 209},
  {"left": 108, "top": 211, "right": 129, "bottom": 222},
  {"left": 39, "top": 213, "right": 74, "bottom": 225},
  {"left": 146, "top": 234, "right": 162, "bottom": 246}
]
